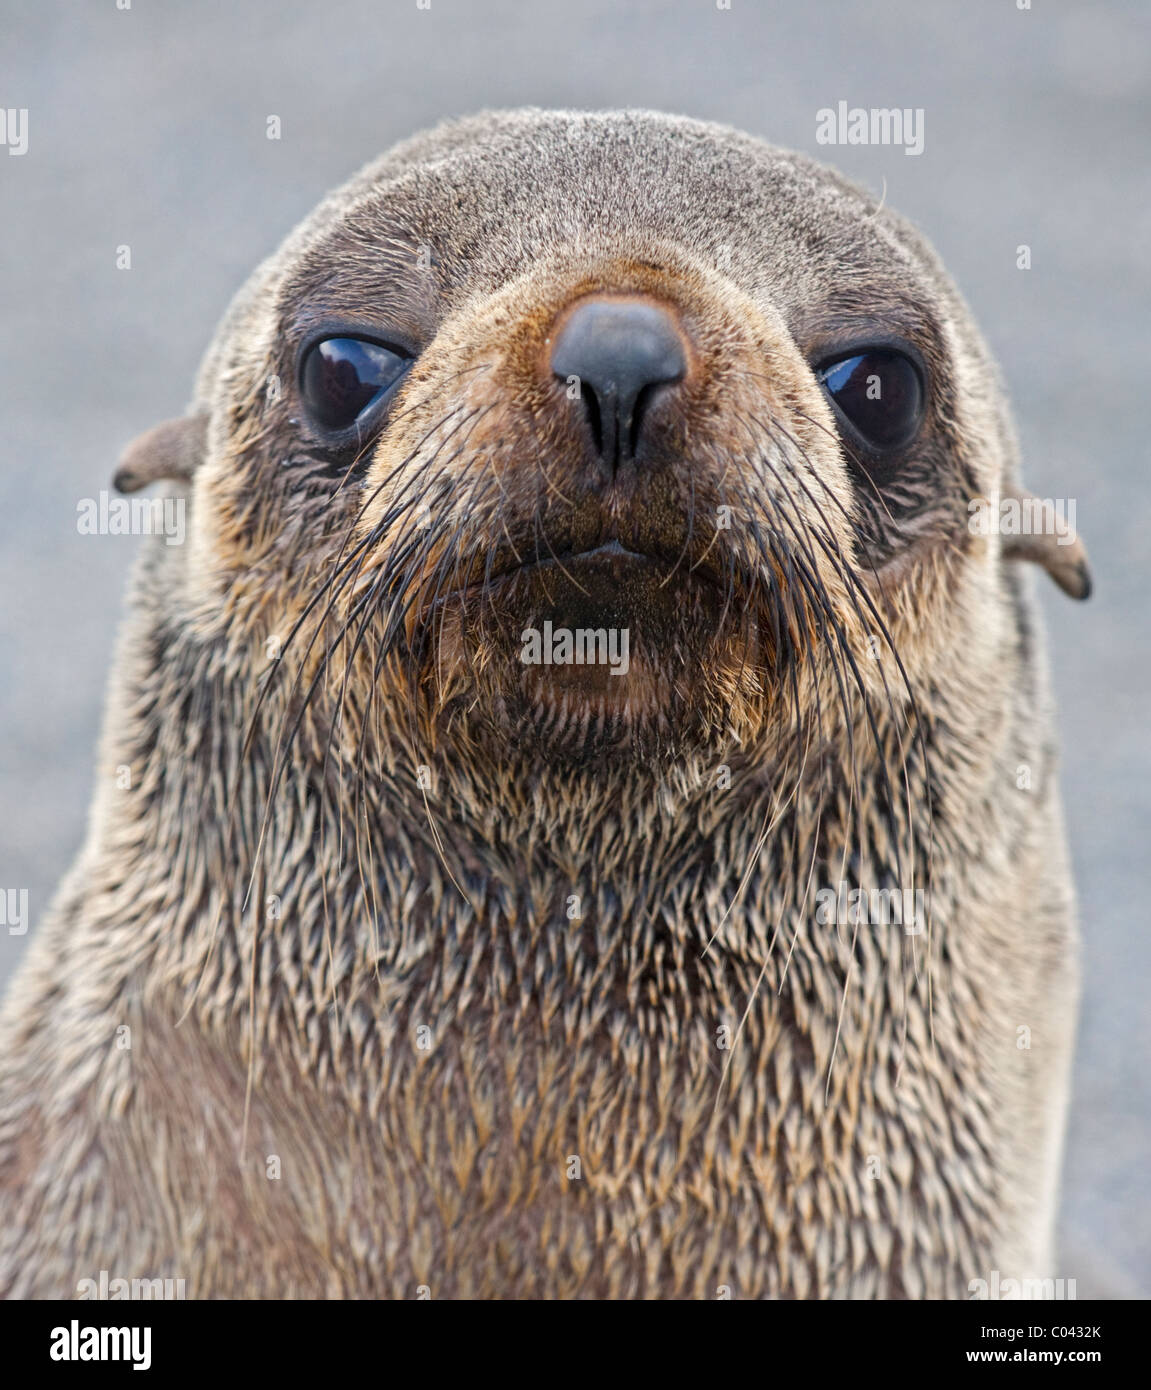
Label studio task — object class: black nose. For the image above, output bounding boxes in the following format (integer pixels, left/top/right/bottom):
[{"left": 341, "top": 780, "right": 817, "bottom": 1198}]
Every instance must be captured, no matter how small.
[{"left": 550, "top": 296, "right": 687, "bottom": 467}]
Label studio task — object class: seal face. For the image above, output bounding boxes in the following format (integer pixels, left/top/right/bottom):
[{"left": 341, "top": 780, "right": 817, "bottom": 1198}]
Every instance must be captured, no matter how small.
[{"left": 0, "top": 110, "right": 1088, "bottom": 1299}]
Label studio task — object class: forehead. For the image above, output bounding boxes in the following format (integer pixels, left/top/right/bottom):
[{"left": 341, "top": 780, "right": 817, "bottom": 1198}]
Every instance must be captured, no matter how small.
[{"left": 280, "top": 113, "right": 945, "bottom": 351}]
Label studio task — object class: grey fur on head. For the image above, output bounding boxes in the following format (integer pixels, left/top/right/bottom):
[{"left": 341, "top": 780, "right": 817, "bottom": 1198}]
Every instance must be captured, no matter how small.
[{"left": 0, "top": 109, "right": 1083, "bottom": 1298}]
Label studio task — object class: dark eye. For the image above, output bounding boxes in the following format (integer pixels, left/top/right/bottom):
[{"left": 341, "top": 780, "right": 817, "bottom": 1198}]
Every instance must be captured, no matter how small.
[
  {"left": 300, "top": 336, "right": 411, "bottom": 432},
  {"left": 817, "top": 349, "right": 924, "bottom": 454}
]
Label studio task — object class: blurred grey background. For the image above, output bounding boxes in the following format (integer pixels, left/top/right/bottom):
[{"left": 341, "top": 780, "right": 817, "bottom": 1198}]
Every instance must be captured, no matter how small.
[{"left": 1, "top": 0, "right": 1147, "bottom": 1296}]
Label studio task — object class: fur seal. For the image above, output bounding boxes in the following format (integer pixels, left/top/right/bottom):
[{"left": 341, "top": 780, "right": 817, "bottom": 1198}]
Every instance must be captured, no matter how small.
[{"left": 0, "top": 109, "right": 1090, "bottom": 1299}]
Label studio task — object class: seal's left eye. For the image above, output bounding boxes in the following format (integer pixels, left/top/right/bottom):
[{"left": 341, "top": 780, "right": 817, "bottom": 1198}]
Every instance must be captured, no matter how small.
[
  {"left": 817, "top": 349, "right": 924, "bottom": 454},
  {"left": 300, "top": 337, "right": 411, "bottom": 432}
]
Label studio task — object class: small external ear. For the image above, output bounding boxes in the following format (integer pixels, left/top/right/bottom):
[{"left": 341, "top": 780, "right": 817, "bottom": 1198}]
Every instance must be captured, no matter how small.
[
  {"left": 112, "top": 413, "right": 208, "bottom": 494},
  {"left": 1001, "top": 486, "right": 1093, "bottom": 601}
]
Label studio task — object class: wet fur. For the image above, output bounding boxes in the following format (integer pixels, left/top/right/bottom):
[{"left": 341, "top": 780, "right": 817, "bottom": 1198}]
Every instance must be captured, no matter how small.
[{"left": 0, "top": 110, "right": 1078, "bottom": 1298}]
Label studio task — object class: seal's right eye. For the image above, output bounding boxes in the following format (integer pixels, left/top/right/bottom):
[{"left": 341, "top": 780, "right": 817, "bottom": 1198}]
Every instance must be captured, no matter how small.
[
  {"left": 300, "top": 337, "right": 411, "bottom": 433},
  {"left": 816, "top": 348, "right": 924, "bottom": 456}
]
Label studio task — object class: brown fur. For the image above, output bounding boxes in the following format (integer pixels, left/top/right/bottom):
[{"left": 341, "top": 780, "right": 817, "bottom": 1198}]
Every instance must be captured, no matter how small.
[{"left": 0, "top": 110, "right": 1082, "bottom": 1298}]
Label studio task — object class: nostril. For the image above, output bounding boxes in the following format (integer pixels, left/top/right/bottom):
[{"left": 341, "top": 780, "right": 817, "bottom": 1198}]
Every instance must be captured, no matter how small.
[
  {"left": 628, "top": 382, "right": 660, "bottom": 459},
  {"left": 583, "top": 387, "right": 603, "bottom": 455},
  {"left": 550, "top": 295, "right": 688, "bottom": 466}
]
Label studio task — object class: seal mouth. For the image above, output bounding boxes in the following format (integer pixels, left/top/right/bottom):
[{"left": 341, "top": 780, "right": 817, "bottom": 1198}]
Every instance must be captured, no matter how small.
[
  {"left": 414, "top": 520, "right": 773, "bottom": 744},
  {"left": 434, "top": 528, "right": 740, "bottom": 609},
  {"left": 507, "top": 537, "right": 655, "bottom": 573},
  {"left": 350, "top": 487, "right": 797, "bottom": 753}
]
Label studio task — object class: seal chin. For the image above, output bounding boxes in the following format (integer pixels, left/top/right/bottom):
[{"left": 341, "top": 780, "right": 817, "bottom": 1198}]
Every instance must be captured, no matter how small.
[
  {"left": 521, "top": 662, "right": 666, "bottom": 731},
  {"left": 511, "top": 546, "right": 680, "bottom": 718}
]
